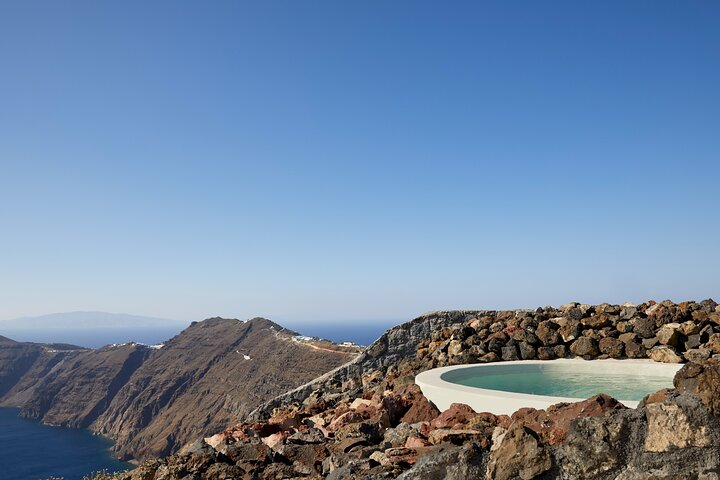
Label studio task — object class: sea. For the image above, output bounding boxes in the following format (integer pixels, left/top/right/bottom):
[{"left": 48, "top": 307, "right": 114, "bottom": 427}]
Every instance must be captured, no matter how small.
[
  {"left": 0, "top": 408, "right": 131, "bottom": 480},
  {"left": 0, "top": 320, "right": 399, "bottom": 479}
]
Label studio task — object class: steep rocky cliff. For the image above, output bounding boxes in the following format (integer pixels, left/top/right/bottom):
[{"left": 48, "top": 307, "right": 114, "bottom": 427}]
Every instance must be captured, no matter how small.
[
  {"left": 0, "top": 317, "right": 358, "bottom": 460},
  {"left": 109, "top": 299, "right": 720, "bottom": 479},
  {"left": 0, "top": 336, "right": 87, "bottom": 406}
]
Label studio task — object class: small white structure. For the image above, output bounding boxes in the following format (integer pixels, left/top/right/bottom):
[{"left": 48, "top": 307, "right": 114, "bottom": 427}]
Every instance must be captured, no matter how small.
[{"left": 415, "top": 359, "right": 682, "bottom": 415}]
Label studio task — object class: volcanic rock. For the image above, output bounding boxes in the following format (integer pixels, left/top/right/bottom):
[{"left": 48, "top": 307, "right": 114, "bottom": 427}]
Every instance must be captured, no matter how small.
[
  {"left": 674, "top": 359, "right": 720, "bottom": 415},
  {"left": 486, "top": 422, "right": 552, "bottom": 480},
  {"left": 648, "top": 345, "right": 683, "bottom": 363}
]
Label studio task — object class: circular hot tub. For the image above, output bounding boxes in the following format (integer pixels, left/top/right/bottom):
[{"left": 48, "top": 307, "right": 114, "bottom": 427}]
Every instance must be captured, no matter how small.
[{"left": 415, "top": 359, "right": 682, "bottom": 415}]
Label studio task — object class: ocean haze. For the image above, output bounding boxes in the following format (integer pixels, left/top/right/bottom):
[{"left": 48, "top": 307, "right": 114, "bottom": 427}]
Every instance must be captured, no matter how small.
[
  {"left": 0, "top": 311, "right": 396, "bottom": 348},
  {"left": 0, "top": 311, "right": 185, "bottom": 329},
  {"left": 0, "top": 311, "right": 188, "bottom": 348}
]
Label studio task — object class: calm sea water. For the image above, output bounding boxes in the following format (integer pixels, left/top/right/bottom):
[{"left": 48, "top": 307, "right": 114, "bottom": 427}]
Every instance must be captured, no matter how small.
[
  {"left": 286, "top": 321, "right": 399, "bottom": 346},
  {"left": 0, "top": 321, "right": 399, "bottom": 348},
  {"left": 0, "top": 408, "right": 131, "bottom": 480},
  {"left": 0, "top": 327, "right": 186, "bottom": 349}
]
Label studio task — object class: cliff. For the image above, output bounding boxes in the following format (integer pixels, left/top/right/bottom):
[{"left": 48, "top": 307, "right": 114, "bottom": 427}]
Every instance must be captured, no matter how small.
[
  {"left": 0, "top": 317, "right": 358, "bottom": 460},
  {"left": 110, "top": 299, "right": 720, "bottom": 479}
]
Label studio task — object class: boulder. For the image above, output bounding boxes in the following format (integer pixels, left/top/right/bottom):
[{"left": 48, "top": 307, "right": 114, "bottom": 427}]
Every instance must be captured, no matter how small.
[
  {"left": 328, "top": 411, "right": 366, "bottom": 431},
  {"left": 648, "top": 346, "right": 683, "bottom": 363},
  {"left": 656, "top": 323, "right": 681, "bottom": 346},
  {"left": 518, "top": 342, "right": 537, "bottom": 360},
  {"left": 619, "top": 306, "right": 638, "bottom": 320},
  {"left": 630, "top": 317, "right": 656, "bottom": 339},
  {"left": 644, "top": 400, "right": 710, "bottom": 452},
  {"left": 276, "top": 443, "right": 327, "bottom": 468},
  {"left": 429, "top": 403, "right": 479, "bottom": 430},
  {"left": 397, "top": 444, "right": 486, "bottom": 480},
  {"left": 384, "top": 446, "right": 426, "bottom": 465},
  {"left": 535, "top": 321, "right": 560, "bottom": 346},
  {"left": 401, "top": 394, "right": 441, "bottom": 424},
  {"left": 501, "top": 345, "right": 520, "bottom": 361},
  {"left": 486, "top": 422, "right": 552, "bottom": 480},
  {"left": 674, "top": 360, "right": 720, "bottom": 415},
  {"left": 537, "top": 346, "right": 556, "bottom": 360},
  {"left": 510, "top": 394, "right": 625, "bottom": 445},
  {"left": 599, "top": 337, "right": 624, "bottom": 358},
  {"left": 680, "top": 321, "right": 701, "bottom": 335},
  {"left": 383, "top": 422, "right": 417, "bottom": 447},
  {"left": 707, "top": 334, "right": 720, "bottom": 354},
  {"left": 553, "top": 344, "right": 568, "bottom": 358},
  {"left": 615, "top": 321, "right": 633, "bottom": 333},
  {"left": 624, "top": 338, "right": 645, "bottom": 359},
  {"left": 427, "top": 428, "right": 484, "bottom": 446},
  {"left": 582, "top": 314, "right": 613, "bottom": 329},
  {"left": 447, "top": 340, "right": 463, "bottom": 356},
  {"left": 221, "top": 442, "right": 272, "bottom": 464},
  {"left": 287, "top": 427, "right": 325, "bottom": 444},
  {"left": 556, "top": 318, "right": 582, "bottom": 342},
  {"left": 684, "top": 348, "right": 711, "bottom": 364},
  {"left": 555, "top": 411, "right": 631, "bottom": 478},
  {"left": 405, "top": 435, "right": 431, "bottom": 448},
  {"left": 683, "top": 334, "right": 702, "bottom": 350},
  {"left": 570, "top": 337, "right": 598, "bottom": 357}
]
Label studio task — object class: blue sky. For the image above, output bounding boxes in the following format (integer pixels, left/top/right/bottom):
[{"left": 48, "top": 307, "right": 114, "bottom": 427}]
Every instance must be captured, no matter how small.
[{"left": 0, "top": 1, "right": 718, "bottom": 323}]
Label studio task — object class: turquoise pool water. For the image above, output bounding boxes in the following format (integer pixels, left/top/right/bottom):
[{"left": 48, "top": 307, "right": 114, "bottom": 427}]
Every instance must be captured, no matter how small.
[{"left": 449, "top": 370, "right": 673, "bottom": 401}]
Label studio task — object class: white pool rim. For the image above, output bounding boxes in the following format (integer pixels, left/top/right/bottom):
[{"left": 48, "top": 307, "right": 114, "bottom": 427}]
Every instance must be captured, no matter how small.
[{"left": 415, "top": 358, "right": 683, "bottom": 415}]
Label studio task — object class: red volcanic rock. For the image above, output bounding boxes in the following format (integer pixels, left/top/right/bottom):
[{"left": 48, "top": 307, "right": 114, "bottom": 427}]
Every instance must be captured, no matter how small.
[
  {"left": 204, "top": 431, "right": 235, "bottom": 450},
  {"left": 405, "top": 435, "right": 431, "bottom": 448},
  {"left": 328, "top": 411, "right": 366, "bottom": 431},
  {"left": 354, "top": 402, "right": 379, "bottom": 418},
  {"left": 261, "top": 431, "right": 289, "bottom": 449},
  {"left": 393, "top": 383, "right": 441, "bottom": 424},
  {"left": 229, "top": 427, "right": 255, "bottom": 443},
  {"left": 496, "top": 414, "right": 512, "bottom": 429},
  {"left": 385, "top": 447, "right": 430, "bottom": 465},
  {"left": 268, "top": 411, "right": 304, "bottom": 430},
  {"left": 510, "top": 394, "right": 625, "bottom": 445},
  {"left": 430, "top": 403, "right": 479, "bottom": 430},
  {"left": 401, "top": 394, "right": 441, "bottom": 424}
]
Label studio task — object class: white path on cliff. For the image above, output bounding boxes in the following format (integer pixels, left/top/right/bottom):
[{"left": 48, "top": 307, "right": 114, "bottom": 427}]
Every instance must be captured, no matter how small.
[{"left": 267, "top": 328, "right": 360, "bottom": 356}]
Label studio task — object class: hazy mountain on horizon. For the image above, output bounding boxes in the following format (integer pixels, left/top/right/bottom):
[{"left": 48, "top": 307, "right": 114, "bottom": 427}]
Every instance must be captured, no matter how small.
[{"left": 0, "top": 311, "right": 186, "bottom": 330}]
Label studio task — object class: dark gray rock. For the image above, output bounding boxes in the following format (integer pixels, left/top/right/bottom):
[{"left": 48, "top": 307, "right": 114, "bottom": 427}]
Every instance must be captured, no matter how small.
[
  {"left": 501, "top": 345, "right": 520, "bottom": 361},
  {"left": 397, "top": 444, "right": 486, "bottom": 480},
  {"left": 570, "top": 337, "right": 598, "bottom": 357}
]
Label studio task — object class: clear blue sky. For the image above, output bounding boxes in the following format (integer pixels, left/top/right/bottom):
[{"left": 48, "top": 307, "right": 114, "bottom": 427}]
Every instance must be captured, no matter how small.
[{"left": 0, "top": 1, "right": 718, "bottom": 323}]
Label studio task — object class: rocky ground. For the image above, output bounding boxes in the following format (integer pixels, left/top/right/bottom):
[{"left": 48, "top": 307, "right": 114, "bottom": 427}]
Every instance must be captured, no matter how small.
[{"left": 105, "top": 299, "right": 720, "bottom": 479}]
